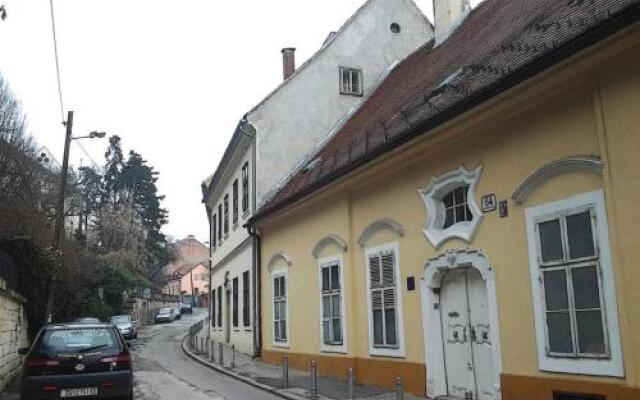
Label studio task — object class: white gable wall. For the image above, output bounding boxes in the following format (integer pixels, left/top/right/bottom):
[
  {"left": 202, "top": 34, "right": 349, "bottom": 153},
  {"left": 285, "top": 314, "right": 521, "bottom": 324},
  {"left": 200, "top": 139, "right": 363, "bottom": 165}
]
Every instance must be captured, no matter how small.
[{"left": 250, "top": 0, "right": 433, "bottom": 205}]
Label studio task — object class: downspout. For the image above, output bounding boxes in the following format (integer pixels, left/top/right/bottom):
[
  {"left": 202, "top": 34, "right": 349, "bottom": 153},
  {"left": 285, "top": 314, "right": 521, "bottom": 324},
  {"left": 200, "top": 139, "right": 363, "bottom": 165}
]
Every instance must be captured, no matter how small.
[{"left": 239, "top": 115, "right": 261, "bottom": 358}]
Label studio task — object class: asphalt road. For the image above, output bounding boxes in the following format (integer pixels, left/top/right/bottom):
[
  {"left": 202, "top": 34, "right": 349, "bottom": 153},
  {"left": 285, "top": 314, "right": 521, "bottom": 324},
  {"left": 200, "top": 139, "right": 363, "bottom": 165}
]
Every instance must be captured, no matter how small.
[
  {"left": 1, "top": 309, "right": 281, "bottom": 400},
  {"left": 132, "top": 308, "right": 281, "bottom": 400}
]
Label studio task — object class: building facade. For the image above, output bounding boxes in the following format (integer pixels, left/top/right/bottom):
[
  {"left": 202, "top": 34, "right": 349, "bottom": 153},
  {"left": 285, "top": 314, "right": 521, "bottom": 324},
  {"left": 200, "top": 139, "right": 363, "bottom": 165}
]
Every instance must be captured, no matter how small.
[
  {"left": 203, "top": 0, "right": 433, "bottom": 356},
  {"left": 253, "top": 1, "right": 640, "bottom": 399}
]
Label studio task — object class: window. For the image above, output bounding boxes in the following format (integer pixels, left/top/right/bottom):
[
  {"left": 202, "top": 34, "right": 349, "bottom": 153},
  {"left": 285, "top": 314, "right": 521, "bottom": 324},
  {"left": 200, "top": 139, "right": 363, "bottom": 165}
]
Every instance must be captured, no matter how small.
[
  {"left": 320, "top": 258, "right": 345, "bottom": 350},
  {"left": 536, "top": 209, "right": 606, "bottom": 357},
  {"left": 212, "top": 213, "right": 217, "bottom": 248},
  {"left": 232, "top": 180, "right": 239, "bottom": 225},
  {"left": 243, "top": 271, "right": 250, "bottom": 327},
  {"left": 442, "top": 185, "right": 472, "bottom": 229},
  {"left": 224, "top": 195, "right": 229, "bottom": 235},
  {"left": 526, "top": 191, "right": 623, "bottom": 377},
  {"left": 232, "top": 277, "right": 239, "bottom": 327},
  {"left": 420, "top": 166, "right": 483, "bottom": 248},
  {"left": 217, "top": 205, "right": 222, "bottom": 242},
  {"left": 365, "top": 243, "right": 404, "bottom": 357},
  {"left": 273, "top": 275, "right": 287, "bottom": 343},
  {"left": 217, "top": 286, "right": 222, "bottom": 327},
  {"left": 242, "top": 162, "right": 249, "bottom": 213},
  {"left": 212, "top": 288, "right": 216, "bottom": 327},
  {"left": 339, "top": 67, "right": 363, "bottom": 96}
]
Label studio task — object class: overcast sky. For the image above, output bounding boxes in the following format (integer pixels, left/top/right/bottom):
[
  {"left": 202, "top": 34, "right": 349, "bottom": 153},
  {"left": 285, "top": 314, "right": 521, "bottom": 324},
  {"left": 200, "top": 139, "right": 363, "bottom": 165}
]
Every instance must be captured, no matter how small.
[{"left": 0, "top": 0, "right": 480, "bottom": 243}]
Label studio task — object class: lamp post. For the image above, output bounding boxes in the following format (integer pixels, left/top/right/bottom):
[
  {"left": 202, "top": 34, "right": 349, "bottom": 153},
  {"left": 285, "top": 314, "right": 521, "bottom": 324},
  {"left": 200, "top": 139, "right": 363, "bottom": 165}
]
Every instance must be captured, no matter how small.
[{"left": 44, "top": 110, "right": 106, "bottom": 324}]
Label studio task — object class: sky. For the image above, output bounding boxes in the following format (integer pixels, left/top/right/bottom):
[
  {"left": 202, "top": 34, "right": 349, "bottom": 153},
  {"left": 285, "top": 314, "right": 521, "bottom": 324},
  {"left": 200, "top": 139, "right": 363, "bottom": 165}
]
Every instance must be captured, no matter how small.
[{"left": 0, "top": 0, "right": 481, "bottom": 244}]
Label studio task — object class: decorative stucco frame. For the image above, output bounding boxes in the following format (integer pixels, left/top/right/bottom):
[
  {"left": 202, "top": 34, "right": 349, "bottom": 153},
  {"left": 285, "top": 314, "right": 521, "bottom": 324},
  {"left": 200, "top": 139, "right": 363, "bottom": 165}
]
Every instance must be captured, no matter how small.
[
  {"left": 357, "top": 219, "right": 404, "bottom": 248},
  {"left": 420, "top": 249, "right": 502, "bottom": 399},
  {"left": 312, "top": 235, "right": 348, "bottom": 258},
  {"left": 419, "top": 166, "right": 483, "bottom": 248}
]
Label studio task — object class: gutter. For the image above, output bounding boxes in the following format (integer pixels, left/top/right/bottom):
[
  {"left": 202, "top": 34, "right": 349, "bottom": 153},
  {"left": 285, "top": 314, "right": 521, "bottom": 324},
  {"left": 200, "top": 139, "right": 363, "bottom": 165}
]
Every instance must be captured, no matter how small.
[{"left": 251, "top": 2, "right": 640, "bottom": 224}]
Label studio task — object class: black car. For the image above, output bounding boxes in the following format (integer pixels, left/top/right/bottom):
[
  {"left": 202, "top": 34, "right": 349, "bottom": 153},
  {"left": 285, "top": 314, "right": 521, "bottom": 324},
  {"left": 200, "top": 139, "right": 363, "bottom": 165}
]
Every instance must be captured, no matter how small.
[
  {"left": 181, "top": 303, "right": 193, "bottom": 314},
  {"left": 20, "top": 323, "right": 133, "bottom": 400}
]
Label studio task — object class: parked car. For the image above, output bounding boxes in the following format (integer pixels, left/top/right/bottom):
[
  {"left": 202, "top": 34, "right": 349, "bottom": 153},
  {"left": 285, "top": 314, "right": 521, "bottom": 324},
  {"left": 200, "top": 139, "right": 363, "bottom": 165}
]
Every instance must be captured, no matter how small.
[
  {"left": 19, "top": 322, "right": 133, "bottom": 400},
  {"left": 172, "top": 307, "right": 181, "bottom": 320},
  {"left": 110, "top": 314, "right": 138, "bottom": 339},
  {"left": 73, "top": 317, "right": 101, "bottom": 324},
  {"left": 155, "top": 307, "right": 174, "bottom": 323},
  {"left": 181, "top": 303, "right": 193, "bottom": 314}
]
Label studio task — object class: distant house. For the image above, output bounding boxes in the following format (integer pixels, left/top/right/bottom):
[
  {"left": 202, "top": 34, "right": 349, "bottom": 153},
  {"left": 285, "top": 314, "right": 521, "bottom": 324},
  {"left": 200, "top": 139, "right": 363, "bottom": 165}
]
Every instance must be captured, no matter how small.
[
  {"left": 162, "top": 235, "right": 209, "bottom": 305},
  {"left": 165, "top": 262, "right": 210, "bottom": 307}
]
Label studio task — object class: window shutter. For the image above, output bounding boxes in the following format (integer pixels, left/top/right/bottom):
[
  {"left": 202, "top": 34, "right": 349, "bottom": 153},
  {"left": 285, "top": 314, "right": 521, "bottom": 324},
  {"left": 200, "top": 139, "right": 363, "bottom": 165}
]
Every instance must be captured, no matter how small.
[
  {"left": 369, "top": 254, "right": 381, "bottom": 288},
  {"left": 371, "top": 289, "right": 383, "bottom": 310},
  {"left": 381, "top": 252, "right": 395, "bottom": 286},
  {"left": 383, "top": 288, "right": 396, "bottom": 309}
]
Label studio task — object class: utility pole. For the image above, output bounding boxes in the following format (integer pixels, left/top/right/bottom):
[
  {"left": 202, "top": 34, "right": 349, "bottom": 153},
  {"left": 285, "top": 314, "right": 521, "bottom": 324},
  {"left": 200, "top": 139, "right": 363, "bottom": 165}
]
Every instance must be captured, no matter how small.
[{"left": 44, "top": 110, "right": 73, "bottom": 324}]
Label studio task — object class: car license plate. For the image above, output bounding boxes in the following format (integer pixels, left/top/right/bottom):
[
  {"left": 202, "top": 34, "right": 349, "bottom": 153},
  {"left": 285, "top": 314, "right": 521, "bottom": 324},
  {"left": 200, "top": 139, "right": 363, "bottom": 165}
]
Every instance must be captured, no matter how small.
[{"left": 60, "top": 387, "right": 98, "bottom": 397}]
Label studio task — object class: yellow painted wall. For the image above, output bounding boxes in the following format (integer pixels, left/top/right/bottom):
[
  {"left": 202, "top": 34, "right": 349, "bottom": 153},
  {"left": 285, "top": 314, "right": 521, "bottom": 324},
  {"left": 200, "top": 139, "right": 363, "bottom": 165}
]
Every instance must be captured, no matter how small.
[{"left": 259, "top": 25, "right": 640, "bottom": 392}]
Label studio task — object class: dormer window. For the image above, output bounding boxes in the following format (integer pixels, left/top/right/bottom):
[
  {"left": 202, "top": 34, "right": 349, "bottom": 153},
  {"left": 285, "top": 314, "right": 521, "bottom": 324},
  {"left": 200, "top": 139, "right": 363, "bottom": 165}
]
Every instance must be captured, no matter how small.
[
  {"left": 419, "top": 166, "right": 483, "bottom": 248},
  {"left": 340, "top": 67, "right": 363, "bottom": 96}
]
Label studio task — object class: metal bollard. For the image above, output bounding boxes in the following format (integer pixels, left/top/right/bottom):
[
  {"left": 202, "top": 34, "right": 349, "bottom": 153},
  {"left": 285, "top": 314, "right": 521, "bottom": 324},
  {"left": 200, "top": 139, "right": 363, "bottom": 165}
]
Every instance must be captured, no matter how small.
[
  {"left": 348, "top": 367, "right": 355, "bottom": 400},
  {"left": 209, "top": 340, "right": 215, "bottom": 362},
  {"left": 200, "top": 337, "right": 204, "bottom": 354},
  {"left": 282, "top": 355, "right": 289, "bottom": 388},
  {"left": 231, "top": 344, "right": 235, "bottom": 368},
  {"left": 395, "top": 376, "right": 403, "bottom": 400},
  {"left": 218, "top": 343, "right": 224, "bottom": 366},
  {"left": 310, "top": 360, "right": 318, "bottom": 399}
]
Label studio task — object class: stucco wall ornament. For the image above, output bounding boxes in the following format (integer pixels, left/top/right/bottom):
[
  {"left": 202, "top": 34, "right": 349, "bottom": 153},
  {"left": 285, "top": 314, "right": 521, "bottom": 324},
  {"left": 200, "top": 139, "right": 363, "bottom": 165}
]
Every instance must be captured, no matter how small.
[
  {"left": 312, "top": 235, "right": 348, "bottom": 258},
  {"left": 419, "top": 166, "right": 483, "bottom": 248}
]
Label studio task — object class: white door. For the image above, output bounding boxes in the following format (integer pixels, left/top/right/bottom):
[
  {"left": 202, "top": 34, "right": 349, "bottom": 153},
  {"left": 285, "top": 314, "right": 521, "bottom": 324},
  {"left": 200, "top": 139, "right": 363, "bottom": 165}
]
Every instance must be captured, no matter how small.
[{"left": 441, "top": 268, "right": 495, "bottom": 400}]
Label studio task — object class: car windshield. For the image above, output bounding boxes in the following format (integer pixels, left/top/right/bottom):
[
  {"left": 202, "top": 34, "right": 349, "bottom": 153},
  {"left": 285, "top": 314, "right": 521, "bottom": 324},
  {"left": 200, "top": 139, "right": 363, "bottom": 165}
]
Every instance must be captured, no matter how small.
[
  {"left": 110, "top": 315, "right": 131, "bottom": 324},
  {"left": 159, "top": 308, "right": 171, "bottom": 314},
  {"left": 38, "top": 328, "right": 119, "bottom": 356}
]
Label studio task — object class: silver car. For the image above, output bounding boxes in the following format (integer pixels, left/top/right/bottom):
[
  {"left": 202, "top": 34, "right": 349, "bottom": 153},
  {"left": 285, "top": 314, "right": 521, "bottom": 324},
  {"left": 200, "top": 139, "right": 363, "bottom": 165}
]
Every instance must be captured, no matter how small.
[{"left": 110, "top": 315, "right": 138, "bottom": 339}]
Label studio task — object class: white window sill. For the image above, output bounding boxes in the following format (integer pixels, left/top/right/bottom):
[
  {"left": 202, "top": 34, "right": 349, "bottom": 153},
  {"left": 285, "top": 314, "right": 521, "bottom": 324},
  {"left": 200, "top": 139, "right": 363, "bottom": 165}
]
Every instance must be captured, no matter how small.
[
  {"left": 369, "top": 347, "right": 405, "bottom": 359},
  {"left": 321, "top": 345, "right": 347, "bottom": 355},
  {"left": 272, "top": 342, "right": 289, "bottom": 349}
]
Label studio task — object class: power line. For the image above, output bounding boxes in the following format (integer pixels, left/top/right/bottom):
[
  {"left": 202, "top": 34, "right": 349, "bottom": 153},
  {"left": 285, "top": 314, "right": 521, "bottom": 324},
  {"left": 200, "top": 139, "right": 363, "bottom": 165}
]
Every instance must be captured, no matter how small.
[
  {"left": 48, "top": 0, "right": 65, "bottom": 123},
  {"left": 74, "top": 140, "right": 101, "bottom": 171}
]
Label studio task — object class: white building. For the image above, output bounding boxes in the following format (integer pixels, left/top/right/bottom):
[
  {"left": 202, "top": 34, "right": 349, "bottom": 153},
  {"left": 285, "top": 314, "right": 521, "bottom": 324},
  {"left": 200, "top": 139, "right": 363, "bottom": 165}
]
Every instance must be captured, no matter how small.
[{"left": 202, "top": 0, "right": 433, "bottom": 356}]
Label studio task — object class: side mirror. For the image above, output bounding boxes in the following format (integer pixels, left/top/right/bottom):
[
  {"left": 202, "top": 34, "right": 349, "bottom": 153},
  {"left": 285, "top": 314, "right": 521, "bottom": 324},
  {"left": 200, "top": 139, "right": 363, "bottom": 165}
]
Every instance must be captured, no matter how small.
[{"left": 18, "top": 347, "right": 29, "bottom": 355}]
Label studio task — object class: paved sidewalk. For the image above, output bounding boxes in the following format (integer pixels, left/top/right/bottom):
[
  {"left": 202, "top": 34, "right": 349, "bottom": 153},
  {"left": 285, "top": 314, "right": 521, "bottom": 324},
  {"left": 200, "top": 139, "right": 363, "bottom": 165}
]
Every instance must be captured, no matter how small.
[{"left": 186, "top": 328, "right": 423, "bottom": 400}]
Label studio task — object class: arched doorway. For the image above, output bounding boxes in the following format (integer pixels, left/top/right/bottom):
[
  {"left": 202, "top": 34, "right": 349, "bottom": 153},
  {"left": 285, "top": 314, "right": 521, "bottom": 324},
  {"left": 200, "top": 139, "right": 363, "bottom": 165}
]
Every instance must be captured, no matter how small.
[{"left": 421, "top": 249, "right": 502, "bottom": 400}]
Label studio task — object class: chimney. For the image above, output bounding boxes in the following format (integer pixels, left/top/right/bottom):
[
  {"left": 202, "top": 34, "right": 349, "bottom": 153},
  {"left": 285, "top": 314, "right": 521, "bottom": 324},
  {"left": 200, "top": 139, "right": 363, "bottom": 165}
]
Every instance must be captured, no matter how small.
[
  {"left": 433, "top": 0, "right": 471, "bottom": 46},
  {"left": 281, "top": 48, "right": 296, "bottom": 81}
]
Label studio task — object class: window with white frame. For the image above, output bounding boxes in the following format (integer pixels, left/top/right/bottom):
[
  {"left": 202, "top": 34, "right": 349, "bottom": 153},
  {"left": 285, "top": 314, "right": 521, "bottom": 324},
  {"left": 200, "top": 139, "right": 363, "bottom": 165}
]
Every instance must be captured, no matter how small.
[
  {"left": 339, "top": 67, "right": 363, "bottom": 96},
  {"left": 526, "top": 191, "right": 624, "bottom": 376},
  {"left": 366, "top": 246, "right": 401, "bottom": 352},
  {"left": 419, "top": 166, "right": 483, "bottom": 248},
  {"left": 273, "top": 275, "right": 287, "bottom": 343},
  {"left": 535, "top": 207, "right": 607, "bottom": 357},
  {"left": 320, "top": 260, "right": 343, "bottom": 347}
]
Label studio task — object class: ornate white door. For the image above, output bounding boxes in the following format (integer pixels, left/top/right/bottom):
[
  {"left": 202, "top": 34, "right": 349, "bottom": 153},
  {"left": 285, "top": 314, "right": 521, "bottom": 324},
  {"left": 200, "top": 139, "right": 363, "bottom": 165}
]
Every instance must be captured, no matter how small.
[{"left": 441, "top": 268, "right": 495, "bottom": 400}]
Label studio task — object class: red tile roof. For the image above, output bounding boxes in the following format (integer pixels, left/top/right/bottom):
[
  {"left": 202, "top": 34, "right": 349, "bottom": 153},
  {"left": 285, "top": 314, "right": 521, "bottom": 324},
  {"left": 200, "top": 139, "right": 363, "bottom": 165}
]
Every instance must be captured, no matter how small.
[{"left": 256, "top": 0, "right": 640, "bottom": 220}]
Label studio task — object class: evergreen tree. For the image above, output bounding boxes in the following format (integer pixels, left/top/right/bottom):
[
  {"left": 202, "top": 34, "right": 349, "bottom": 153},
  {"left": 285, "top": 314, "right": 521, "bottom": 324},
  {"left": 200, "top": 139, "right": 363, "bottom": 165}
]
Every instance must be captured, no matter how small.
[{"left": 102, "top": 135, "right": 124, "bottom": 207}]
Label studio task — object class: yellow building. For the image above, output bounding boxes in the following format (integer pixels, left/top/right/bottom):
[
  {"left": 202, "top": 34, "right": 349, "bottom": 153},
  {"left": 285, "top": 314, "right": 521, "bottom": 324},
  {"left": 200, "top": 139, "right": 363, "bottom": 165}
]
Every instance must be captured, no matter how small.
[{"left": 252, "top": 1, "right": 640, "bottom": 399}]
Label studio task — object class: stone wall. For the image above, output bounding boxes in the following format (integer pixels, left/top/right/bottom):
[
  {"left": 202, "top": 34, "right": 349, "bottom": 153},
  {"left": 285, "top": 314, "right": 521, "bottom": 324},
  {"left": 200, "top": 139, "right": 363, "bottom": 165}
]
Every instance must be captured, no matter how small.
[
  {"left": 124, "top": 292, "right": 180, "bottom": 327},
  {"left": 0, "top": 277, "right": 28, "bottom": 390}
]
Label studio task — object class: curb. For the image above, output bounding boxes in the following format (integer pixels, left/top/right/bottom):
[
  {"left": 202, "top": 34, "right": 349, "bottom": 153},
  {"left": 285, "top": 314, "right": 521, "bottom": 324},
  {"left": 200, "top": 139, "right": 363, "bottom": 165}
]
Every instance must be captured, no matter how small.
[{"left": 181, "top": 334, "right": 310, "bottom": 400}]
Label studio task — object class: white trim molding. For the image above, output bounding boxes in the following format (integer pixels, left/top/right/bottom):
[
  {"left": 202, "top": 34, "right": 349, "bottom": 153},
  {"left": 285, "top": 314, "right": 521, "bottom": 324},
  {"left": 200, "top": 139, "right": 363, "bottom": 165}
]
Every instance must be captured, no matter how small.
[
  {"left": 420, "top": 249, "right": 502, "bottom": 399},
  {"left": 312, "top": 235, "right": 348, "bottom": 259},
  {"left": 419, "top": 166, "right": 483, "bottom": 248},
  {"left": 364, "top": 242, "right": 405, "bottom": 358},
  {"left": 357, "top": 219, "right": 405, "bottom": 248},
  {"left": 317, "top": 255, "right": 348, "bottom": 354},
  {"left": 267, "top": 252, "right": 292, "bottom": 272},
  {"left": 512, "top": 156, "right": 603, "bottom": 204},
  {"left": 525, "top": 190, "right": 624, "bottom": 377},
  {"left": 271, "top": 268, "right": 290, "bottom": 349}
]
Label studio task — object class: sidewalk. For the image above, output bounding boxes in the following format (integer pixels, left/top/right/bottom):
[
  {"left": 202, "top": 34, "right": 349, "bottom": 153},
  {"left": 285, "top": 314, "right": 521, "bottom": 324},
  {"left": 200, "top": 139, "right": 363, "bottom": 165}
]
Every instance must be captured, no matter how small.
[{"left": 184, "top": 327, "right": 423, "bottom": 400}]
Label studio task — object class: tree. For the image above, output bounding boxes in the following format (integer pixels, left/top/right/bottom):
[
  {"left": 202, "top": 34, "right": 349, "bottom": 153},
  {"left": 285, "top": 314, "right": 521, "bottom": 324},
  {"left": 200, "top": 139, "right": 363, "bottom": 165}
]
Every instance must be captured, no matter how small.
[{"left": 102, "top": 135, "right": 124, "bottom": 207}]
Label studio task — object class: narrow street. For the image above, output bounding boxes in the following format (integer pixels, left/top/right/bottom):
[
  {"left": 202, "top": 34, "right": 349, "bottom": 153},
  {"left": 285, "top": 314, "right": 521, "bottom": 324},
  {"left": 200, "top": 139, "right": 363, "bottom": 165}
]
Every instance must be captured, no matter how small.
[
  {"left": 131, "top": 308, "right": 280, "bottom": 400},
  {"left": 0, "top": 309, "right": 281, "bottom": 400}
]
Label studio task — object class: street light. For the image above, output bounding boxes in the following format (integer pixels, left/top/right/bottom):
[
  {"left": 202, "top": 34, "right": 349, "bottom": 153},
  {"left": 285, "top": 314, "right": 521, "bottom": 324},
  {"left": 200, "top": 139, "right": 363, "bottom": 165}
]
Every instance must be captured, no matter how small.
[{"left": 44, "top": 110, "right": 106, "bottom": 324}]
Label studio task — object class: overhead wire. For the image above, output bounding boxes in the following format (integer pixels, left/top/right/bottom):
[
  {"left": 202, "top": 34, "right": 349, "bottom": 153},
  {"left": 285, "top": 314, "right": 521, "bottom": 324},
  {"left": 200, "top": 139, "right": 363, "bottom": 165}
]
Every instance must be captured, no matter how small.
[{"left": 48, "top": 0, "right": 65, "bottom": 123}]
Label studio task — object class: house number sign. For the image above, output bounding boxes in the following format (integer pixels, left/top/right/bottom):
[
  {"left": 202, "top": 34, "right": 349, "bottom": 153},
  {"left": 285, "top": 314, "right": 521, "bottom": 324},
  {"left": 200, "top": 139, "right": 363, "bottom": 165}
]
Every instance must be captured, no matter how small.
[{"left": 481, "top": 194, "right": 497, "bottom": 212}]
